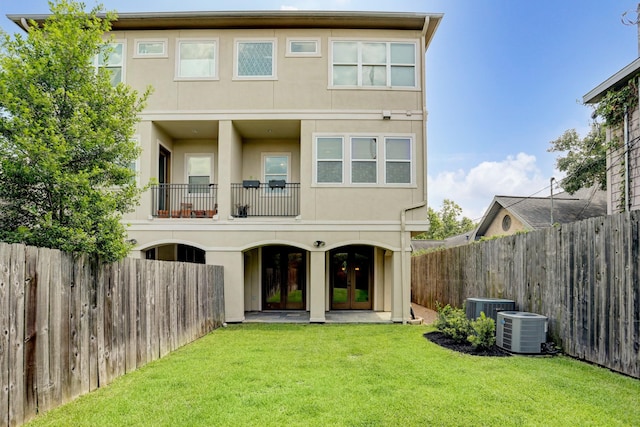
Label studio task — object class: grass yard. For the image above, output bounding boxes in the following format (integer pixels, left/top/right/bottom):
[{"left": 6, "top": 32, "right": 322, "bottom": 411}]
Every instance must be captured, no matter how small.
[{"left": 26, "top": 324, "right": 640, "bottom": 427}]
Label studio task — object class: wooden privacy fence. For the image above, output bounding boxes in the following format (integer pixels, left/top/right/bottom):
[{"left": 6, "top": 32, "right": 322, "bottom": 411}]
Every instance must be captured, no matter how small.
[
  {"left": 0, "top": 243, "right": 225, "bottom": 427},
  {"left": 412, "top": 211, "right": 640, "bottom": 379}
]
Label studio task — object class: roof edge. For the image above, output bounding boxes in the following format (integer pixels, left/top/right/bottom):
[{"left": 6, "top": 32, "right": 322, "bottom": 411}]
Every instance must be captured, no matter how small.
[{"left": 583, "top": 56, "right": 640, "bottom": 104}]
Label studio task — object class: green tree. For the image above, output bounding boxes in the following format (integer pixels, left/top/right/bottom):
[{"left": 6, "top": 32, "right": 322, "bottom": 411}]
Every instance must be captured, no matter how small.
[
  {"left": 547, "top": 124, "right": 607, "bottom": 194},
  {"left": 0, "top": 0, "right": 150, "bottom": 262},
  {"left": 416, "top": 199, "right": 476, "bottom": 240}
]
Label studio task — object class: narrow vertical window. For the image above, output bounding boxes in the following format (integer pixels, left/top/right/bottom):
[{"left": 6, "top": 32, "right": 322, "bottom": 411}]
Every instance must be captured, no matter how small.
[
  {"left": 187, "top": 155, "right": 212, "bottom": 194},
  {"left": 316, "top": 137, "right": 343, "bottom": 183},
  {"left": 351, "top": 137, "right": 377, "bottom": 183},
  {"left": 385, "top": 138, "right": 412, "bottom": 184},
  {"left": 96, "top": 42, "right": 124, "bottom": 86}
]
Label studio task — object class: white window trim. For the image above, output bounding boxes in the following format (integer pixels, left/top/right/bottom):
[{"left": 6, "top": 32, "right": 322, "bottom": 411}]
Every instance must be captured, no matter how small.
[
  {"left": 175, "top": 38, "right": 219, "bottom": 81},
  {"left": 185, "top": 153, "right": 214, "bottom": 194},
  {"left": 313, "top": 133, "right": 415, "bottom": 187},
  {"left": 95, "top": 39, "right": 126, "bottom": 84},
  {"left": 134, "top": 38, "right": 168, "bottom": 58},
  {"left": 262, "top": 152, "right": 291, "bottom": 195},
  {"left": 383, "top": 136, "right": 414, "bottom": 186},
  {"left": 350, "top": 136, "right": 378, "bottom": 185},
  {"left": 328, "top": 38, "right": 420, "bottom": 90},
  {"left": 262, "top": 152, "right": 291, "bottom": 182},
  {"left": 286, "top": 37, "right": 321, "bottom": 57},
  {"left": 233, "top": 38, "right": 278, "bottom": 80}
]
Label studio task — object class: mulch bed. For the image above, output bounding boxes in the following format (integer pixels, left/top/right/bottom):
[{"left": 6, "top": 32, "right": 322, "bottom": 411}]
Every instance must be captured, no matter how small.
[{"left": 424, "top": 331, "right": 511, "bottom": 357}]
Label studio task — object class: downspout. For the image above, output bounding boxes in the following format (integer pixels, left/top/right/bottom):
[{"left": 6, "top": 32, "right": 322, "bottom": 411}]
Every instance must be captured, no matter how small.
[{"left": 397, "top": 17, "right": 431, "bottom": 324}]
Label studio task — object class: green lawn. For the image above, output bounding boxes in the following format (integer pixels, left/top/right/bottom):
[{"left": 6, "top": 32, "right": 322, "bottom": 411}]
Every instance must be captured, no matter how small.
[{"left": 26, "top": 324, "right": 640, "bottom": 427}]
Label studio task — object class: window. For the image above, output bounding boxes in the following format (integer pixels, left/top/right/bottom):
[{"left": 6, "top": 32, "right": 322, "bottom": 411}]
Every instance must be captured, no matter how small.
[
  {"left": 135, "top": 39, "right": 167, "bottom": 58},
  {"left": 385, "top": 138, "right": 411, "bottom": 184},
  {"left": 331, "top": 41, "right": 417, "bottom": 88},
  {"left": 263, "top": 154, "right": 290, "bottom": 193},
  {"left": 95, "top": 42, "right": 124, "bottom": 85},
  {"left": 351, "top": 137, "right": 377, "bottom": 183},
  {"left": 186, "top": 155, "right": 213, "bottom": 194},
  {"left": 264, "top": 154, "right": 289, "bottom": 183},
  {"left": 314, "top": 134, "right": 413, "bottom": 186},
  {"left": 316, "top": 137, "right": 343, "bottom": 183},
  {"left": 177, "top": 40, "right": 217, "bottom": 79},
  {"left": 286, "top": 38, "right": 320, "bottom": 57},
  {"left": 235, "top": 40, "right": 276, "bottom": 79}
]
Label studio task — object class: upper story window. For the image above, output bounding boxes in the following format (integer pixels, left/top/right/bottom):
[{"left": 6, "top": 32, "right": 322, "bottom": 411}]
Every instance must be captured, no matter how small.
[
  {"left": 95, "top": 41, "right": 124, "bottom": 86},
  {"left": 286, "top": 38, "right": 320, "bottom": 57},
  {"left": 384, "top": 137, "right": 412, "bottom": 184},
  {"left": 330, "top": 40, "right": 417, "bottom": 88},
  {"left": 134, "top": 39, "right": 167, "bottom": 58},
  {"left": 351, "top": 137, "right": 377, "bottom": 183},
  {"left": 177, "top": 39, "right": 218, "bottom": 80},
  {"left": 186, "top": 154, "right": 213, "bottom": 194},
  {"left": 314, "top": 134, "right": 414, "bottom": 186},
  {"left": 316, "top": 137, "right": 344, "bottom": 184},
  {"left": 235, "top": 39, "right": 276, "bottom": 79},
  {"left": 263, "top": 153, "right": 290, "bottom": 193}
]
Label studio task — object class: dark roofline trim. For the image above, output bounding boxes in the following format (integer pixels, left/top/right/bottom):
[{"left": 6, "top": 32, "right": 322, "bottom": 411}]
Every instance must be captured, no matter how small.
[
  {"left": 8, "top": 10, "right": 443, "bottom": 33},
  {"left": 583, "top": 57, "right": 640, "bottom": 104}
]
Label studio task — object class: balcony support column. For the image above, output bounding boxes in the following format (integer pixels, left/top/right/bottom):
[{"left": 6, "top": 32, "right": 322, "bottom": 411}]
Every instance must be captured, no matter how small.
[{"left": 309, "top": 250, "right": 326, "bottom": 323}]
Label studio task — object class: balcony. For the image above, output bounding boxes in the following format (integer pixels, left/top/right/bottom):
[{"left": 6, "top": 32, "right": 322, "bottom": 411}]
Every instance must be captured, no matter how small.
[
  {"left": 150, "top": 182, "right": 300, "bottom": 218},
  {"left": 151, "top": 184, "right": 218, "bottom": 218},
  {"left": 231, "top": 181, "right": 300, "bottom": 218}
]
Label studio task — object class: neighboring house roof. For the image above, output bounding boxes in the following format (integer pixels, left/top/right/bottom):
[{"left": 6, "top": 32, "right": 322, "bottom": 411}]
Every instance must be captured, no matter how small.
[
  {"left": 583, "top": 56, "right": 640, "bottom": 104},
  {"left": 9, "top": 10, "right": 443, "bottom": 48},
  {"left": 473, "top": 187, "right": 607, "bottom": 239}
]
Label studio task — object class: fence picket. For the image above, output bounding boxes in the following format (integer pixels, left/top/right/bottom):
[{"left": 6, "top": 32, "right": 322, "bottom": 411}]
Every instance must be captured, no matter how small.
[
  {"left": 412, "top": 212, "right": 640, "bottom": 378},
  {"left": 0, "top": 245, "right": 224, "bottom": 427}
]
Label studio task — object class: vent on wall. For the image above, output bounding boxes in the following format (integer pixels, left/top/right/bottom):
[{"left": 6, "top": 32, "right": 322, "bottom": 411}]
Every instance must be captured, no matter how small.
[
  {"left": 496, "top": 311, "right": 547, "bottom": 354},
  {"left": 465, "top": 297, "right": 515, "bottom": 323}
]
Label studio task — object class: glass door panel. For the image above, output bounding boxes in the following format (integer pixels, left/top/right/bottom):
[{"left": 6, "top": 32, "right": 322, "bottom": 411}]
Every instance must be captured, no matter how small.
[
  {"left": 262, "top": 247, "right": 306, "bottom": 310},
  {"left": 331, "top": 246, "right": 372, "bottom": 310}
]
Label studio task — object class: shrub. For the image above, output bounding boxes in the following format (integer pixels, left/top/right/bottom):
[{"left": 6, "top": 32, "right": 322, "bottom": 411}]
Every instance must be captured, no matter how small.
[
  {"left": 467, "top": 311, "right": 496, "bottom": 350},
  {"left": 434, "top": 302, "right": 473, "bottom": 344}
]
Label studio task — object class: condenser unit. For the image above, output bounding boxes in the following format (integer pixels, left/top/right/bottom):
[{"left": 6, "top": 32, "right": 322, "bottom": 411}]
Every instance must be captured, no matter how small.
[
  {"left": 496, "top": 311, "right": 547, "bottom": 354},
  {"left": 465, "top": 297, "right": 515, "bottom": 322}
]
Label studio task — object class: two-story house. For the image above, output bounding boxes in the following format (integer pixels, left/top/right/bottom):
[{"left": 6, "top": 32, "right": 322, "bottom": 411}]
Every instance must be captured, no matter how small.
[{"left": 11, "top": 10, "right": 442, "bottom": 323}]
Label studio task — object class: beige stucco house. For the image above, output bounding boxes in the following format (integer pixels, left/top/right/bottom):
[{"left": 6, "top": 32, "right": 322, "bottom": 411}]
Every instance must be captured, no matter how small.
[{"left": 11, "top": 10, "right": 442, "bottom": 323}]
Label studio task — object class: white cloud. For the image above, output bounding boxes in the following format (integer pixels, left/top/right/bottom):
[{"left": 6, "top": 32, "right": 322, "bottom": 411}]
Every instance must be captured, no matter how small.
[
  {"left": 428, "top": 153, "right": 551, "bottom": 222},
  {"left": 280, "top": 5, "right": 299, "bottom": 10}
]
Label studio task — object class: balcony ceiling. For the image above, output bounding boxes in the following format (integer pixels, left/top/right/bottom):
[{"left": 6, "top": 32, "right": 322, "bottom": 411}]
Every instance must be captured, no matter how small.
[{"left": 153, "top": 120, "right": 300, "bottom": 140}]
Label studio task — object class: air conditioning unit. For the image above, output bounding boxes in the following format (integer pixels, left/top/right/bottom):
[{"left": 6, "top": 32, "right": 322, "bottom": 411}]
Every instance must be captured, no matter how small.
[
  {"left": 465, "top": 297, "right": 515, "bottom": 322},
  {"left": 496, "top": 311, "right": 547, "bottom": 354}
]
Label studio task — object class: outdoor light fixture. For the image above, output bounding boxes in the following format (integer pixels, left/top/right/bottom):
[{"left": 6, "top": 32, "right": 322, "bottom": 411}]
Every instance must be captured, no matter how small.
[{"left": 313, "top": 240, "right": 325, "bottom": 247}]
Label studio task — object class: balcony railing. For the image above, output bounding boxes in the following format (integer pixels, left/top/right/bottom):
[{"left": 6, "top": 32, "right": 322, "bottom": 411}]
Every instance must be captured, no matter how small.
[
  {"left": 151, "top": 184, "right": 218, "bottom": 218},
  {"left": 231, "top": 181, "right": 300, "bottom": 217}
]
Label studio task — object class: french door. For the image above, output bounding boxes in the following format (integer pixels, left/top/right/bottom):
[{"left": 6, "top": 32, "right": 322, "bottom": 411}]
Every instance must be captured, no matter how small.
[
  {"left": 330, "top": 246, "right": 372, "bottom": 310},
  {"left": 262, "top": 246, "right": 306, "bottom": 310}
]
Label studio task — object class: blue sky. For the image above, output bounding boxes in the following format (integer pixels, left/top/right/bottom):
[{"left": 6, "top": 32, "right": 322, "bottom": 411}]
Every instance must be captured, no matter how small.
[{"left": 1, "top": 0, "right": 638, "bottom": 220}]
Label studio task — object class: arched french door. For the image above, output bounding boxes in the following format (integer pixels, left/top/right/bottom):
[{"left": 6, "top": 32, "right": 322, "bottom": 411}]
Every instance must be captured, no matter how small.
[
  {"left": 330, "top": 245, "right": 373, "bottom": 310},
  {"left": 262, "top": 246, "right": 306, "bottom": 310}
]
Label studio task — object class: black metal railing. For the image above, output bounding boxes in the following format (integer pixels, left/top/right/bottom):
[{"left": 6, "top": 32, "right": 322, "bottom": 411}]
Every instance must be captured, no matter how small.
[
  {"left": 151, "top": 183, "right": 218, "bottom": 218},
  {"left": 231, "top": 181, "right": 300, "bottom": 217}
]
